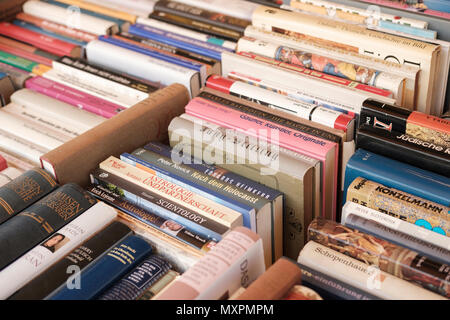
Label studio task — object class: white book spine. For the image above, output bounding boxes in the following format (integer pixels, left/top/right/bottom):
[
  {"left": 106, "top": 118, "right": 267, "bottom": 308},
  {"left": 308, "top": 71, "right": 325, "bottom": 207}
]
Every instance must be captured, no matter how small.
[
  {"left": 0, "top": 202, "right": 117, "bottom": 299},
  {"left": 52, "top": 58, "right": 149, "bottom": 103},
  {"left": 171, "top": 0, "right": 258, "bottom": 21},
  {"left": 43, "top": 69, "right": 139, "bottom": 108},
  {"left": 22, "top": 0, "right": 119, "bottom": 36},
  {"left": 85, "top": 0, "right": 156, "bottom": 17},
  {"left": 298, "top": 241, "right": 446, "bottom": 300},
  {"left": 0, "top": 167, "right": 22, "bottom": 187},
  {"left": 137, "top": 17, "right": 237, "bottom": 51},
  {"left": 0, "top": 132, "right": 45, "bottom": 166},
  {"left": 0, "top": 111, "right": 66, "bottom": 151},
  {"left": 86, "top": 40, "right": 198, "bottom": 97},
  {"left": 341, "top": 201, "right": 450, "bottom": 251}
]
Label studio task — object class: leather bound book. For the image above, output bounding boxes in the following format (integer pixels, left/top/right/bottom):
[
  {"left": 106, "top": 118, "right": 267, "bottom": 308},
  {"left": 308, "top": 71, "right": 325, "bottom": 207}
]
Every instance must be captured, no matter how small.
[
  {"left": 40, "top": 83, "right": 190, "bottom": 187},
  {"left": 236, "top": 257, "right": 302, "bottom": 300}
]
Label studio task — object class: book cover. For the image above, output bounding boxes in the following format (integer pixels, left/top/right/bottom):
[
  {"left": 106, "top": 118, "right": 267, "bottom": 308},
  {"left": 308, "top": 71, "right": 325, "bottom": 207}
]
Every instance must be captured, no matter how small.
[
  {"left": 0, "top": 183, "right": 96, "bottom": 270},
  {"left": 48, "top": 234, "right": 152, "bottom": 300}
]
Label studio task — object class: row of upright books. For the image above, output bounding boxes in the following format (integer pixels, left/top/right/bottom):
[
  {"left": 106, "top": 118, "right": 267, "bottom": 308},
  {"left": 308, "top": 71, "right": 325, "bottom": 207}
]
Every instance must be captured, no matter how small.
[{"left": 0, "top": 0, "right": 448, "bottom": 301}]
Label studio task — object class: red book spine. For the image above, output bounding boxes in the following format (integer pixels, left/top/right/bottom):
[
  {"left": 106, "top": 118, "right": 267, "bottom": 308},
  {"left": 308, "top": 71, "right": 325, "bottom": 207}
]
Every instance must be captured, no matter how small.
[
  {"left": 0, "top": 155, "right": 7, "bottom": 172},
  {"left": 0, "top": 43, "right": 52, "bottom": 66},
  {"left": 0, "top": 22, "right": 78, "bottom": 57}
]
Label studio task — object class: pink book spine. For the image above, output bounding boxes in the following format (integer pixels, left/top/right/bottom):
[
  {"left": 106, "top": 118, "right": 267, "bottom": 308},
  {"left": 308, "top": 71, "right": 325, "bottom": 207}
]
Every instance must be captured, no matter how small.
[
  {"left": 25, "top": 76, "right": 125, "bottom": 118},
  {"left": 185, "top": 97, "right": 339, "bottom": 218},
  {"left": 238, "top": 52, "right": 394, "bottom": 98}
]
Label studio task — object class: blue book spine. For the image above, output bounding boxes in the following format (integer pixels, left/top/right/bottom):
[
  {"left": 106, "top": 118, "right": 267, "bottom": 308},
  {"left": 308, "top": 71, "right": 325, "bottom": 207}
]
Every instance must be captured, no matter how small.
[
  {"left": 343, "top": 149, "right": 450, "bottom": 207},
  {"left": 12, "top": 20, "right": 87, "bottom": 47},
  {"left": 98, "top": 35, "right": 205, "bottom": 75},
  {"left": 120, "top": 152, "right": 253, "bottom": 229},
  {"left": 379, "top": 20, "right": 437, "bottom": 39},
  {"left": 48, "top": 235, "right": 152, "bottom": 300},
  {"left": 98, "top": 255, "right": 172, "bottom": 300},
  {"left": 144, "top": 141, "right": 283, "bottom": 201},
  {"left": 128, "top": 23, "right": 229, "bottom": 60},
  {"left": 43, "top": 0, "right": 128, "bottom": 31}
]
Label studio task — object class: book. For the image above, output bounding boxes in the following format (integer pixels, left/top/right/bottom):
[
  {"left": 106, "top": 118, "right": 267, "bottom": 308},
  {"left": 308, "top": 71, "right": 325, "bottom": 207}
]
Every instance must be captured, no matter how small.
[
  {"left": 0, "top": 183, "right": 97, "bottom": 270},
  {"left": 0, "top": 202, "right": 117, "bottom": 299},
  {"left": 308, "top": 218, "right": 450, "bottom": 298},
  {"left": 122, "top": 147, "right": 277, "bottom": 266},
  {"left": 155, "top": 226, "right": 265, "bottom": 300},
  {"left": 22, "top": 0, "right": 119, "bottom": 36},
  {"left": 137, "top": 269, "right": 179, "bottom": 300},
  {"left": 85, "top": 40, "right": 201, "bottom": 98},
  {"left": 0, "top": 50, "right": 49, "bottom": 73},
  {"left": 39, "top": 83, "right": 190, "bottom": 186},
  {"left": 0, "top": 129, "right": 48, "bottom": 165},
  {"left": 343, "top": 212, "right": 450, "bottom": 266},
  {"left": 168, "top": 115, "right": 316, "bottom": 259},
  {"left": 235, "top": 257, "right": 302, "bottom": 300},
  {"left": 341, "top": 201, "right": 450, "bottom": 253},
  {"left": 0, "top": 168, "right": 58, "bottom": 225},
  {"left": 90, "top": 167, "right": 228, "bottom": 243},
  {"left": 187, "top": 89, "right": 339, "bottom": 221},
  {"left": 8, "top": 220, "right": 132, "bottom": 300},
  {"left": 0, "top": 155, "right": 6, "bottom": 172},
  {"left": 360, "top": 99, "right": 450, "bottom": 148},
  {"left": 48, "top": 234, "right": 152, "bottom": 300},
  {"left": 0, "top": 62, "right": 31, "bottom": 89},
  {"left": 0, "top": 36, "right": 60, "bottom": 62},
  {"left": 98, "top": 255, "right": 172, "bottom": 300},
  {"left": 24, "top": 76, "right": 125, "bottom": 119},
  {"left": 99, "top": 156, "right": 242, "bottom": 231},
  {"left": 346, "top": 177, "right": 450, "bottom": 237},
  {"left": 251, "top": 5, "right": 441, "bottom": 114},
  {"left": 0, "top": 43, "right": 53, "bottom": 67},
  {"left": 0, "top": 150, "right": 35, "bottom": 173},
  {"left": 0, "top": 167, "right": 22, "bottom": 187},
  {"left": 356, "top": 124, "right": 450, "bottom": 177},
  {"left": 297, "top": 241, "right": 445, "bottom": 299},
  {"left": 84, "top": 0, "right": 156, "bottom": 18},
  {"left": 206, "top": 74, "right": 355, "bottom": 133},
  {"left": 0, "top": 72, "right": 14, "bottom": 105},
  {"left": 343, "top": 149, "right": 450, "bottom": 207},
  {"left": 87, "top": 183, "right": 217, "bottom": 252},
  {"left": 0, "top": 22, "right": 81, "bottom": 58}
]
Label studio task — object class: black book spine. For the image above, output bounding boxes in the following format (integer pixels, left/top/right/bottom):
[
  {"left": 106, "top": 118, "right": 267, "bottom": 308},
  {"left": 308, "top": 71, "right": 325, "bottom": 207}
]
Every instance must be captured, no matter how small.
[
  {"left": 197, "top": 90, "right": 341, "bottom": 144},
  {"left": 0, "top": 168, "right": 58, "bottom": 224},
  {"left": 0, "top": 183, "right": 97, "bottom": 270},
  {"left": 356, "top": 125, "right": 450, "bottom": 177},
  {"left": 153, "top": 0, "right": 249, "bottom": 34},
  {"left": 98, "top": 255, "right": 172, "bottom": 300},
  {"left": 87, "top": 183, "right": 216, "bottom": 251},
  {"left": 8, "top": 221, "right": 132, "bottom": 300},
  {"left": 56, "top": 56, "right": 159, "bottom": 94},
  {"left": 359, "top": 99, "right": 411, "bottom": 133}
]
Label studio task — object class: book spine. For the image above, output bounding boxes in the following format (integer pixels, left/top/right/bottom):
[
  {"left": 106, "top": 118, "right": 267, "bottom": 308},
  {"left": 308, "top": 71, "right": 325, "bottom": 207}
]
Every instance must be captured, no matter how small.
[
  {"left": 54, "top": 56, "right": 155, "bottom": 97},
  {"left": 0, "top": 202, "right": 117, "bottom": 299},
  {"left": 0, "top": 35, "right": 59, "bottom": 60},
  {"left": 0, "top": 43, "right": 53, "bottom": 66},
  {"left": 16, "top": 12, "right": 98, "bottom": 43},
  {"left": 0, "top": 62, "right": 31, "bottom": 89},
  {"left": 137, "top": 270, "right": 179, "bottom": 300},
  {"left": 0, "top": 168, "right": 22, "bottom": 187},
  {"left": 308, "top": 218, "right": 450, "bottom": 298},
  {"left": 136, "top": 17, "right": 236, "bottom": 50},
  {"left": 49, "top": 234, "right": 152, "bottom": 300},
  {"left": 87, "top": 183, "right": 217, "bottom": 252},
  {"left": 155, "top": 226, "right": 265, "bottom": 300},
  {"left": 100, "top": 156, "right": 242, "bottom": 228},
  {"left": 0, "top": 150, "right": 34, "bottom": 172},
  {"left": 98, "top": 255, "right": 172, "bottom": 300},
  {"left": 206, "top": 74, "right": 353, "bottom": 132},
  {"left": 359, "top": 99, "right": 411, "bottom": 133},
  {"left": 0, "top": 22, "right": 79, "bottom": 58},
  {"left": 152, "top": 0, "right": 249, "bottom": 34},
  {"left": 344, "top": 214, "right": 450, "bottom": 266},
  {"left": 143, "top": 141, "right": 281, "bottom": 200},
  {"left": 8, "top": 221, "right": 132, "bottom": 300},
  {"left": 128, "top": 23, "right": 230, "bottom": 60},
  {"left": 228, "top": 71, "right": 353, "bottom": 116},
  {"left": 91, "top": 166, "right": 228, "bottom": 242},
  {"left": 123, "top": 150, "right": 257, "bottom": 229},
  {"left": 99, "top": 35, "right": 207, "bottom": 84},
  {"left": 0, "top": 50, "right": 38, "bottom": 71},
  {"left": 237, "top": 51, "right": 395, "bottom": 99},
  {"left": 0, "top": 168, "right": 58, "bottom": 224},
  {"left": 0, "top": 155, "right": 6, "bottom": 171},
  {"left": 298, "top": 241, "right": 445, "bottom": 300},
  {"left": 346, "top": 177, "right": 450, "bottom": 236},
  {"left": 407, "top": 112, "right": 450, "bottom": 149},
  {"left": 0, "top": 183, "right": 97, "bottom": 270},
  {"left": 25, "top": 76, "right": 125, "bottom": 119},
  {"left": 356, "top": 125, "right": 450, "bottom": 177},
  {"left": 0, "top": 129, "right": 47, "bottom": 165},
  {"left": 237, "top": 36, "right": 404, "bottom": 97}
]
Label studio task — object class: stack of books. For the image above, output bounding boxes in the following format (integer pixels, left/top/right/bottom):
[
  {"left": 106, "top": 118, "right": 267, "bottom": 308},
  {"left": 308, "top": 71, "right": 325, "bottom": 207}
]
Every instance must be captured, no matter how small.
[{"left": 0, "top": 0, "right": 448, "bottom": 301}]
